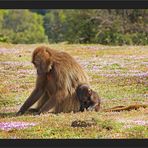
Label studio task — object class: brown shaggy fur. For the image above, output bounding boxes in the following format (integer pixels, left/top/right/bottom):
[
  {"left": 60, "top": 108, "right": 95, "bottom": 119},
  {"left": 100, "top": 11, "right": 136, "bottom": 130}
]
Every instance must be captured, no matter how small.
[{"left": 16, "top": 46, "right": 89, "bottom": 115}]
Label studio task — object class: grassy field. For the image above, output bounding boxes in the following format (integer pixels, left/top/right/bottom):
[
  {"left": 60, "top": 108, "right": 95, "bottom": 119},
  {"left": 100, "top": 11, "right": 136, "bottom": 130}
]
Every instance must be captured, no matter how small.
[{"left": 0, "top": 43, "right": 148, "bottom": 139}]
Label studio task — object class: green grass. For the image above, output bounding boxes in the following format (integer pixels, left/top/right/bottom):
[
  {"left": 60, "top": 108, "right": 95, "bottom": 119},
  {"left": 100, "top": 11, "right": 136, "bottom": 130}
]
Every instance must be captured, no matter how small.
[{"left": 0, "top": 43, "right": 148, "bottom": 138}]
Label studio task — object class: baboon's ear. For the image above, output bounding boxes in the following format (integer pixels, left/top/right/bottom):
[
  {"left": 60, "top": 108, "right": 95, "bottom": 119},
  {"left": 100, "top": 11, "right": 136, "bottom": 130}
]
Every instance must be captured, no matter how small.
[{"left": 45, "top": 48, "right": 52, "bottom": 56}]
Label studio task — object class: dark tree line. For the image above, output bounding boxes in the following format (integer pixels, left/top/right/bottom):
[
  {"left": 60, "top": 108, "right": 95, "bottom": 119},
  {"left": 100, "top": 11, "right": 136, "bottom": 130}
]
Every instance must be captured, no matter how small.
[{"left": 0, "top": 9, "right": 147, "bottom": 45}]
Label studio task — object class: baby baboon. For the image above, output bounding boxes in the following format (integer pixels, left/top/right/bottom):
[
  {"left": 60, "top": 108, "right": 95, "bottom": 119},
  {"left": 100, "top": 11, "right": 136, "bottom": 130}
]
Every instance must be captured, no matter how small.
[{"left": 76, "top": 84, "right": 100, "bottom": 112}]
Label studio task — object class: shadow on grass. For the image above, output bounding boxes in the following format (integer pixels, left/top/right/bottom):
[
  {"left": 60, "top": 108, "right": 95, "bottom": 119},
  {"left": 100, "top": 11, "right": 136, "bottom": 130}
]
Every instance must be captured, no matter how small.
[
  {"left": 0, "top": 109, "right": 40, "bottom": 118},
  {"left": 0, "top": 112, "right": 16, "bottom": 118}
]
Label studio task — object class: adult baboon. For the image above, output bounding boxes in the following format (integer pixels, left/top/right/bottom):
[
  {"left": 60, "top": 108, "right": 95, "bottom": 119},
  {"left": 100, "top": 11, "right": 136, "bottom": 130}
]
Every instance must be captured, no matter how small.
[{"left": 16, "top": 46, "right": 89, "bottom": 115}]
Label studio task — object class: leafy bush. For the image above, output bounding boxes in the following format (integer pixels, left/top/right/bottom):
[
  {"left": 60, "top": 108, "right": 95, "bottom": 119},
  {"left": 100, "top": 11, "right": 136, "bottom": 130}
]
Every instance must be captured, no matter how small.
[
  {"left": 0, "top": 9, "right": 147, "bottom": 45},
  {"left": 44, "top": 10, "right": 148, "bottom": 45},
  {"left": 0, "top": 10, "right": 48, "bottom": 44},
  {"left": 0, "top": 34, "right": 8, "bottom": 42},
  {"left": 132, "top": 33, "right": 148, "bottom": 45}
]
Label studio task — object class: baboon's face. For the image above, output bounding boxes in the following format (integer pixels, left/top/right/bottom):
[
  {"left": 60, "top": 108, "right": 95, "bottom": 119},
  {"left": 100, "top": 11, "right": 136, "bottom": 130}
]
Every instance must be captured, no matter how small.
[
  {"left": 32, "top": 51, "right": 52, "bottom": 75},
  {"left": 80, "top": 89, "right": 99, "bottom": 111},
  {"left": 87, "top": 91, "right": 100, "bottom": 111}
]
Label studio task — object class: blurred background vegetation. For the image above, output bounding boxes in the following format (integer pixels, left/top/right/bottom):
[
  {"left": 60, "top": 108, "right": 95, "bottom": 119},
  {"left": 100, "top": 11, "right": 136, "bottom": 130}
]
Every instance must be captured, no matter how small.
[{"left": 0, "top": 9, "right": 147, "bottom": 45}]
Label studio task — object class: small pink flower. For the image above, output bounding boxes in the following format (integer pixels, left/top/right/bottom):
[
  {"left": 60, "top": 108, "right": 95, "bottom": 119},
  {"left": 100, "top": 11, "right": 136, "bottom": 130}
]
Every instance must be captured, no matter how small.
[{"left": 0, "top": 122, "right": 37, "bottom": 131}]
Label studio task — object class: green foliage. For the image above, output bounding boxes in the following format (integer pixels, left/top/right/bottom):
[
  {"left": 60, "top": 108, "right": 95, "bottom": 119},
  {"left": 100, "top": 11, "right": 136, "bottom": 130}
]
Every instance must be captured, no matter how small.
[
  {"left": 96, "top": 32, "right": 133, "bottom": 45},
  {"left": 125, "top": 126, "right": 148, "bottom": 138},
  {"left": 0, "top": 9, "right": 147, "bottom": 45},
  {"left": 0, "top": 10, "right": 48, "bottom": 44},
  {"left": 0, "top": 34, "right": 8, "bottom": 42},
  {"left": 96, "top": 119, "right": 123, "bottom": 132},
  {"left": 132, "top": 33, "right": 148, "bottom": 45},
  {"left": 44, "top": 9, "right": 148, "bottom": 45},
  {"left": 44, "top": 10, "right": 67, "bottom": 43}
]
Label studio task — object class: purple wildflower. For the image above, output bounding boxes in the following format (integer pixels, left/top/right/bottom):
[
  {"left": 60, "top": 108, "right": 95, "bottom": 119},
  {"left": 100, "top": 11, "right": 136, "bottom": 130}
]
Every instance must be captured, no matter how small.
[
  {"left": 132, "top": 120, "right": 148, "bottom": 126},
  {"left": 98, "top": 72, "right": 148, "bottom": 78},
  {"left": 0, "top": 122, "right": 37, "bottom": 131},
  {"left": 17, "top": 69, "right": 35, "bottom": 75},
  {"left": 118, "top": 119, "right": 148, "bottom": 127},
  {"left": 128, "top": 55, "right": 148, "bottom": 60},
  {"left": 76, "top": 59, "right": 90, "bottom": 68},
  {"left": 0, "top": 61, "right": 31, "bottom": 67},
  {"left": 0, "top": 48, "right": 22, "bottom": 54},
  {"left": 92, "top": 65, "right": 99, "bottom": 71}
]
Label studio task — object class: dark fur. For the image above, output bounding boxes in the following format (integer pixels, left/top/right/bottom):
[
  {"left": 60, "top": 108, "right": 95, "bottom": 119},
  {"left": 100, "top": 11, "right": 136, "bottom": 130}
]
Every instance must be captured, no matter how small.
[{"left": 76, "top": 84, "right": 100, "bottom": 112}]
